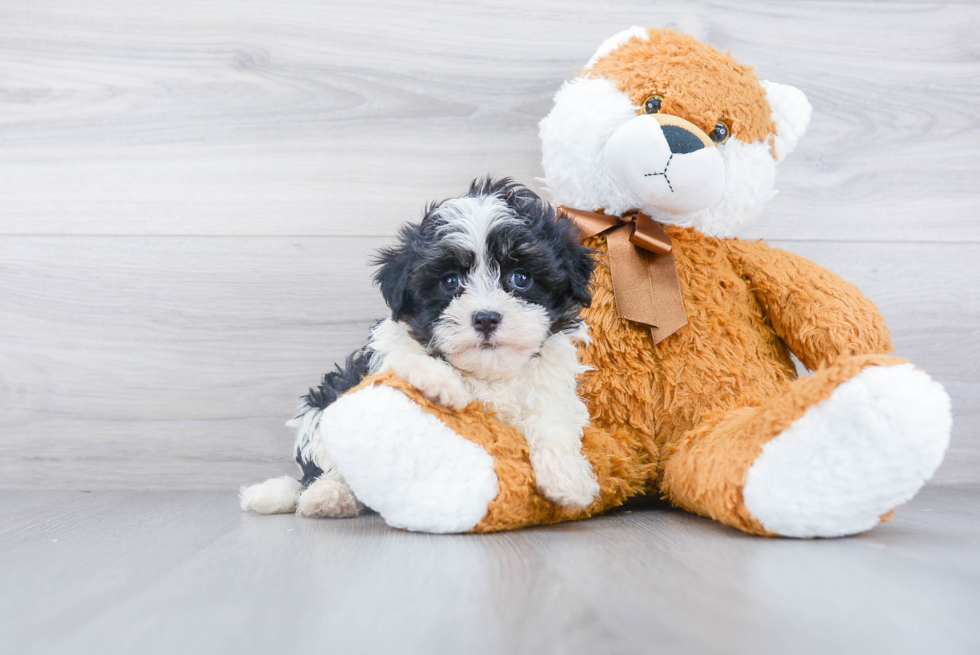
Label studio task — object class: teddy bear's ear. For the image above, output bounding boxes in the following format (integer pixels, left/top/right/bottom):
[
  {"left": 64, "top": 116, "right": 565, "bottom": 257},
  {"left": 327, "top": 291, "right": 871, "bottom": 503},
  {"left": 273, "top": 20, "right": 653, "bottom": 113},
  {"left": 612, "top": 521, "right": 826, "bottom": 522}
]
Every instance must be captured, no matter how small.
[{"left": 761, "top": 80, "right": 812, "bottom": 160}]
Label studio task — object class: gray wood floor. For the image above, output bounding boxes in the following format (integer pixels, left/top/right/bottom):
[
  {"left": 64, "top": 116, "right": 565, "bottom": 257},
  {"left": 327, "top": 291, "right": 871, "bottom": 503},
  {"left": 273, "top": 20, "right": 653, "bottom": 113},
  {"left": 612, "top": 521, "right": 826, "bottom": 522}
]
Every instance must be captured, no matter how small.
[
  {"left": 2, "top": 485, "right": 978, "bottom": 655},
  {"left": 0, "top": 0, "right": 978, "bottom": 489}
]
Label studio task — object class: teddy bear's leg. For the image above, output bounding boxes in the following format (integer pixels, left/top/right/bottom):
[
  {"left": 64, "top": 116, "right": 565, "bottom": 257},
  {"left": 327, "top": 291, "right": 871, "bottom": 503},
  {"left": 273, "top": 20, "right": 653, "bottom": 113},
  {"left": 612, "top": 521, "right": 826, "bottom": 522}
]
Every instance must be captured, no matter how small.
[
  {"left": 319, "top": 377, "right": 498, "bottom": 533},
  {"left": 660, "top": 354, "right": 951, "bottom": 537},
  {"left": 319, "top": 372, "right": 652, "bottom": 533}
]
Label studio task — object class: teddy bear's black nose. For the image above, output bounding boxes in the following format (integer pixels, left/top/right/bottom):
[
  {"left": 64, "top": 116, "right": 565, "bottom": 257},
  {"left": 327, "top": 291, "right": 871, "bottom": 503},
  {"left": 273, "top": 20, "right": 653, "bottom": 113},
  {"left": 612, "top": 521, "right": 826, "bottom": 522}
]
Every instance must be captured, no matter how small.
[{"left": 662, "top": 125, "right": 706, "bottom": 154}]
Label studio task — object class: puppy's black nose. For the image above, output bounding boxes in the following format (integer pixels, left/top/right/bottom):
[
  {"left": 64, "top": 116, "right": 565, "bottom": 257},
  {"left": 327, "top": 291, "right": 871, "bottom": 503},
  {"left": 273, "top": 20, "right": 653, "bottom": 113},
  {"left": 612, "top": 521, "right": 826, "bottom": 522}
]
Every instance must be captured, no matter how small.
[
  {"left": 472, "top": 310, "right": 502, "bottom": 336},
  {"left": 662, "top": 124, "right": 705, "bottom": 154}
]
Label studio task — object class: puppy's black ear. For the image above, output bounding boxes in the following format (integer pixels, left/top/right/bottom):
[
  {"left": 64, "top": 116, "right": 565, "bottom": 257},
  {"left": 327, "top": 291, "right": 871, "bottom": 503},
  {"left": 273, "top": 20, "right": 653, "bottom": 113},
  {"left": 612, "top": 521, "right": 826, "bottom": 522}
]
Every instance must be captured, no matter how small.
[
  {"left": 555, "top": 216, "right": 596, "bottom": 308},
  {"left": 533, "top": 200, "right": 594, "bottom": 308},
  {"left": 372, "top": 223, "right": 421, "bottom": 321}
]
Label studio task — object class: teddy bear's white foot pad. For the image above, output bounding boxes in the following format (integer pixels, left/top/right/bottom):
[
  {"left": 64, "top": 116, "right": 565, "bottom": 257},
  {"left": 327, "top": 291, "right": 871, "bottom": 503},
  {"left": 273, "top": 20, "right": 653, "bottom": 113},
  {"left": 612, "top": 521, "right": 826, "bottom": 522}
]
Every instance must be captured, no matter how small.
[
  {"left": 320, "top": 384, "right": 499, "bottom": 533},
  {"left": 743, "top": 364, "right": 951, "bottom": 538}
]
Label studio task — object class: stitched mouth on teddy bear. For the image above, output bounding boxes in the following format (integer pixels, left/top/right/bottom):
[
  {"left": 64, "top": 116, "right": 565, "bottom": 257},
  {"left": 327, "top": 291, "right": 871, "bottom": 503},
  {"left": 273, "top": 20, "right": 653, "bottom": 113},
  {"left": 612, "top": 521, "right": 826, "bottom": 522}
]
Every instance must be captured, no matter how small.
[
  {"left": 604, "top": 114, "right": 726, "bottom": 216},
  {"left": 643, "top": 153, "right": 675, "bottom": 192}
]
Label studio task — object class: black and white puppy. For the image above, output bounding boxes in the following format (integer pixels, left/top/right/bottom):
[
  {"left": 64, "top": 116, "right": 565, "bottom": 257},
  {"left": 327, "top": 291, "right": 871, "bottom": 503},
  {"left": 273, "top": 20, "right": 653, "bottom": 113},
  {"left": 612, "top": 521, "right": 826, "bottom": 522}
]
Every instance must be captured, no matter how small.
[{"left": 240, "top": 177, "right": 598, "bottom": 517}]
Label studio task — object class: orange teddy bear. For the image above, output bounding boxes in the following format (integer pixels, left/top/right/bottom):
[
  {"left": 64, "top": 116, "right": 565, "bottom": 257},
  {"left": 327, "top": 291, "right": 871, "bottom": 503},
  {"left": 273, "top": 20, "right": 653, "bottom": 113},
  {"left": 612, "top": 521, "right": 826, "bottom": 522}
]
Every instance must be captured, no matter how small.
[{"left": 244, "top": 28, "right": 952, "bottom": 537}]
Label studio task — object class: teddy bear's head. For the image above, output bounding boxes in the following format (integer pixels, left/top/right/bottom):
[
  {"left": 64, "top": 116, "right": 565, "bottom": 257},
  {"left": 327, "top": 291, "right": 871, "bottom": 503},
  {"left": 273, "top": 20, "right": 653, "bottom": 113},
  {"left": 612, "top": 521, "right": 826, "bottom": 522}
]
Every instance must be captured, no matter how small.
[{"left": 539, "top": 27, "right": 812, "bottom": 236}]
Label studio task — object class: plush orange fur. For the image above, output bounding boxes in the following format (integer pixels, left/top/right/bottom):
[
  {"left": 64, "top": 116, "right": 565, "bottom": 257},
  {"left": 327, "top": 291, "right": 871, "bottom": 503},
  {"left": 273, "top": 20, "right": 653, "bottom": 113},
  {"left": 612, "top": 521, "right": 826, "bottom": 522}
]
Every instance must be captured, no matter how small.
[{"left": 588, "top": 29, "right": 776, "bottom": 146}]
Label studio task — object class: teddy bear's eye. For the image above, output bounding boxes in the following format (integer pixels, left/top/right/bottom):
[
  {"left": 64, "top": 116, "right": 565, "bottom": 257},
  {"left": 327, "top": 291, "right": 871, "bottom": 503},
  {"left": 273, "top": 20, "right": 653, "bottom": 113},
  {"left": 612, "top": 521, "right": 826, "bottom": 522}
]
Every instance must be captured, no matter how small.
[
  {"left": 709, "top": 121, "right": 730, "bottom": 144},
  {"left": 642, "top": 95, "right": 663, "bottom": 114}
]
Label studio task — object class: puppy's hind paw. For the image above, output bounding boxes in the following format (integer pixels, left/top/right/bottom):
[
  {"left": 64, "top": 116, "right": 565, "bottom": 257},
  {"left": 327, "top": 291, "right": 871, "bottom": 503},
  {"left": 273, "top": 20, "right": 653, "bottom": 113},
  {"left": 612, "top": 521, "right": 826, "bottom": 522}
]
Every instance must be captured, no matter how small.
[
  {"left": 531, "top": 450, "right": 600, "bottom": 508},
  {"left": 240, "top": 476, "right": 302, "bottom": 514},
  {"left": 297, "top": 476, "right": 363, "bottom": 518}
]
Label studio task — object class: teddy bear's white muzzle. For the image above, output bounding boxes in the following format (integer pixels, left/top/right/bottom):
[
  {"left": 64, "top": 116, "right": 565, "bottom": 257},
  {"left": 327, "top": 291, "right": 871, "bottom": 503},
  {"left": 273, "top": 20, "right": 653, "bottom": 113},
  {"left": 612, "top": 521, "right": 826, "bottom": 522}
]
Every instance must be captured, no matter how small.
[{"left": 604, "top": 114, "right": 726, "bottom": 216}]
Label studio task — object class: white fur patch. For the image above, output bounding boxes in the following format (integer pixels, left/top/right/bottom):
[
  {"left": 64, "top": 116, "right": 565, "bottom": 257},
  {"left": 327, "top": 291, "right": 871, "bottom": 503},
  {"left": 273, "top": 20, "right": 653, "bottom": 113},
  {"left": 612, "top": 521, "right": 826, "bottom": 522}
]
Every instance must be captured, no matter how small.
[
  {"left": 761, "top": 80, "right": 812, "bottom": 160},
  {"left": 368, "top": 317, "right": 429, "bottom": 372},
  {"left": 434, "top": 194, "right": 519, "bottom": 269},
  {"left": 604, "top": 114, "right": 726, "bottom": 215},
  {"left": 664, "top": 138, "right": 777, "bottom": 237},
  {"left": 239, "top": 476, "right": 302, "bottom": 514},
  {"left": 742, "top": 364, "right": 952, "bottom": 538},
  {"left": 584, "top": 26, "right": 650, "bottom": 69},
  {"left": 287, "top": 404, "right": 326, "bottom": 470},
  {"left": 320, "top": 384, "right": 499, "bottom": 533},
  {"left": 432, "top": 280, "right": 552, "bottom": 380},
  {"left": 539, "top": 76, "right": 644, "bottom": 215}
]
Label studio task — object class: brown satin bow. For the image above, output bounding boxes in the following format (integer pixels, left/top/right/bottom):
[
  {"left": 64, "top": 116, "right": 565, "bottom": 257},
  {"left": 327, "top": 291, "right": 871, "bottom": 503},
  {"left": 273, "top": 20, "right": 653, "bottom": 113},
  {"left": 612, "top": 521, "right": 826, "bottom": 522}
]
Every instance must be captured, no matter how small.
[{"left": 558, "top": 206, "right": 687, "bottom": 345}]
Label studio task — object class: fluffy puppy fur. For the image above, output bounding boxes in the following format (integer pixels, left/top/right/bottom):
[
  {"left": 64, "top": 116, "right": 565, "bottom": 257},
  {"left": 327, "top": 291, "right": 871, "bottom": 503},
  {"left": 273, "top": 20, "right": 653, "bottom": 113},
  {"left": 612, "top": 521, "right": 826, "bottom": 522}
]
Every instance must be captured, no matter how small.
[{"left": 240, "top": 177, "right": 599, "bottom": 517}]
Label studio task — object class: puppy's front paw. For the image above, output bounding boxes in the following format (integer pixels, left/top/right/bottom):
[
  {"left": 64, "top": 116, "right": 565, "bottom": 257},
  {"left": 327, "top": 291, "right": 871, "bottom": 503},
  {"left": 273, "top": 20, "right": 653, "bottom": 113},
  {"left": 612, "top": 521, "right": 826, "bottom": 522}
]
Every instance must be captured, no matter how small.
[
  {"left": 408, "top": 370, "right": 472, "bottom": 410},
  {"left": 530, "top": 449, "right": 600, "bottom": 508},
  {"left": 401, "top": 361, "right": 473, "bottom": 410}
]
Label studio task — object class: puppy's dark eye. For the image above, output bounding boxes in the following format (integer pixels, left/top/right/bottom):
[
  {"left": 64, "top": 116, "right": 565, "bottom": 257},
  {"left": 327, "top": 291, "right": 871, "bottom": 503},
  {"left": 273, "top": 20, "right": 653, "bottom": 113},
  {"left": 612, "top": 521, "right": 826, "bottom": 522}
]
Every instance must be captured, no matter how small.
[
  {"left": 642, "top": 95, "right": 663, "bottom": 114},
  {"left": 709, "top": 121, "right": 730, "bottom": 144},
  {"left": 510, "top": 270, "right": 531, "bottom": 290},
  {"left": 440, "top": 272, "right": 461, "bottom": 293}
]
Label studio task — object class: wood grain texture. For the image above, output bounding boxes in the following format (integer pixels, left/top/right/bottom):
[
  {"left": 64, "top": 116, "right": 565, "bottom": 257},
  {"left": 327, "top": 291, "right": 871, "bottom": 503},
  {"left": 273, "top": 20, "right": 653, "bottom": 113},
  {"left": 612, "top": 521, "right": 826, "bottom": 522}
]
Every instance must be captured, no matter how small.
[
  {"left": 0, "top": 0, "right": 977, "bottom": 488},
  {"left": 1, "top": 487, "right": 979, "bottom": 654},
  {"left": 0, "top": 0, "right": 978, "bottom": 240},
  {"left": 0, "top": 237, "right": 385, "bottom": 487}
]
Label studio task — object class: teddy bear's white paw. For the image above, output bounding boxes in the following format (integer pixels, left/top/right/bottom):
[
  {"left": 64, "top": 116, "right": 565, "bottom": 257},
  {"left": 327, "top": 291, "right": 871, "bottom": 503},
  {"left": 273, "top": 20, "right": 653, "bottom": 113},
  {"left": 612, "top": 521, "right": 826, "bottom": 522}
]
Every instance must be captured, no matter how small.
[
  {"left": 530, "top": 449, "right": 600, "bottom": 508},
  {"left": 742, "top": 364, "right": 952, "bottom": 538},
  {"left": 296, "top": 474, "right": 363, "bottom": 518},
  {"left": 319, "top": 383, "right": 498, "bottom": 533},
  {"left": 395, "top": 357, "right": 473, "bottom": 410}
]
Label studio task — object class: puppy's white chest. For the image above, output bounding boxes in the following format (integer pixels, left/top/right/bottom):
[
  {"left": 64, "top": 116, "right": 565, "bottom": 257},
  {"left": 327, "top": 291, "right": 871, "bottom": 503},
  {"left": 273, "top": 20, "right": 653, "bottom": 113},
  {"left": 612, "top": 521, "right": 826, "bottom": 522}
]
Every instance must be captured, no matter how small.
[{"left": 464, "top": 377, "right": 532, "bottom": 424}]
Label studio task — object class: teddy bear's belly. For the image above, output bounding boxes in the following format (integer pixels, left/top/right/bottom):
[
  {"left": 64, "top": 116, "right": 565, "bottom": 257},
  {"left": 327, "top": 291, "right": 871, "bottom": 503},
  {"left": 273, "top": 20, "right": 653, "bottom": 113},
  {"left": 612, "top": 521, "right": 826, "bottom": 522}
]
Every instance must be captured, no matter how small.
[{"left": 579, "top": 231, "right": 797, "bottom": 455}]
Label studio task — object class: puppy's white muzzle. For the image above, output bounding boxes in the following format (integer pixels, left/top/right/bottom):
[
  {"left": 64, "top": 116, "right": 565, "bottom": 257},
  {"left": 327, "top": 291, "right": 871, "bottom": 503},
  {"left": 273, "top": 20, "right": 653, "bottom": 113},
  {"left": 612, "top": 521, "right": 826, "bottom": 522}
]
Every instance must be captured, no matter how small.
[{"left": 604, "top": 114, "right": 725, "bottom": 216}]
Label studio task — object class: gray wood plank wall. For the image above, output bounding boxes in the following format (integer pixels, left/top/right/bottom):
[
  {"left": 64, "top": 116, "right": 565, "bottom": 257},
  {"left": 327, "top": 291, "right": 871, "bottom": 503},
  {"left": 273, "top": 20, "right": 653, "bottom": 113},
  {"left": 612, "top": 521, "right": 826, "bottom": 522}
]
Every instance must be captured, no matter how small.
[{"left": 1, "top": 0, "right": 977, "bottom": 488}]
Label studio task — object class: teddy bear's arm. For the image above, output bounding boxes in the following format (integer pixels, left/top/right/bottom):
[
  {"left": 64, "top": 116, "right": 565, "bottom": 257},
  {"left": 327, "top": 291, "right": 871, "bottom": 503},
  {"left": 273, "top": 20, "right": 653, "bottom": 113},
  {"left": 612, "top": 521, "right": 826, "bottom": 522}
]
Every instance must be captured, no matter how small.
[{"left": 725, "top": 239, "right": 893, "bottom": 370}]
